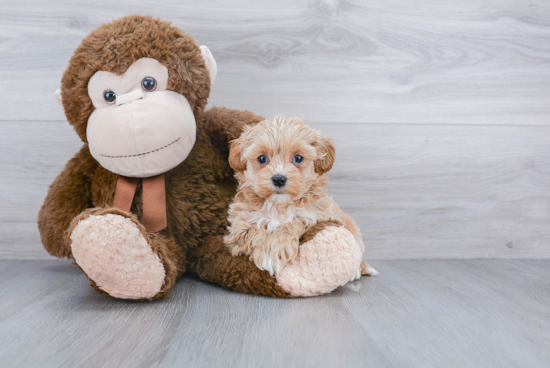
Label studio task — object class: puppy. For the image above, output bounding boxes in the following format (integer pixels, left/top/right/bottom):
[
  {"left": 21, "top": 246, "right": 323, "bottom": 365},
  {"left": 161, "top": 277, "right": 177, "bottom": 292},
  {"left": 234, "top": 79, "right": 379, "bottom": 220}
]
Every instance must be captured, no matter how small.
[{"left": 224, "top": 115, "right": 378, "bottom": 279}]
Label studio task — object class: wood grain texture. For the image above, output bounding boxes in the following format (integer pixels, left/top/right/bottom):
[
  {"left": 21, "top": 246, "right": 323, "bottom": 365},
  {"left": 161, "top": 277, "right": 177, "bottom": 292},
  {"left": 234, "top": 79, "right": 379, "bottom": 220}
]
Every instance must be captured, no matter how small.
[
  {"left": 1, "top": 121, "right": 550, "bottom": 260},
  {"left": 0, "top": 259, "right": 548, "bottom": 367},
  {"left": 1, "top": 0, "right": 550, "bottom": 260},
  {"left": 0, "top": 0, "right": 549, "bottom": 124}
]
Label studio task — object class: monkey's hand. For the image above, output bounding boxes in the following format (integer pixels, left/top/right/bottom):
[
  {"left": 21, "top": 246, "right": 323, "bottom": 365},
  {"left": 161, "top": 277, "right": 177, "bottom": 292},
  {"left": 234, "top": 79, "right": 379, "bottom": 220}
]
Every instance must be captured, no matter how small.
[{"left": 275, "top": 220, "right": 364, "bottom": 297}]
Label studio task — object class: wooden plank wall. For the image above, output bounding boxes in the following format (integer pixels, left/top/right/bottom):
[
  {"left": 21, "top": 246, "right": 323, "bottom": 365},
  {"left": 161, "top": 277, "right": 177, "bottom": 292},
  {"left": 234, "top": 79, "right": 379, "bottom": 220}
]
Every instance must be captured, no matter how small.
[{"left": 1, "top": 0, "right": 550, "bottom": 260}]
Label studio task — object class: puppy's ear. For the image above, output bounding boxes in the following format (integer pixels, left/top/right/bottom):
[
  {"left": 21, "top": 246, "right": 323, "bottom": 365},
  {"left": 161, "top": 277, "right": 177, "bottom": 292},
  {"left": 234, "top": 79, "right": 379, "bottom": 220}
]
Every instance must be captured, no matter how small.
[
  {"left": 228, "top": 137, "right": 247, "bottom": 172},
  {"left": 314, "top": 138, "right": 336, "bottom": 174}
]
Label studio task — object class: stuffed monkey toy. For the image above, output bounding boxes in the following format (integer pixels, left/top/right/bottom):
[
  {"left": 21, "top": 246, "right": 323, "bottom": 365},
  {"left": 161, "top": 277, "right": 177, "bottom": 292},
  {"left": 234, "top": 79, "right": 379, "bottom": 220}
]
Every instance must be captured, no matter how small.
[{"left": 38, "top": 15, "right": 364, "bottom": 300}]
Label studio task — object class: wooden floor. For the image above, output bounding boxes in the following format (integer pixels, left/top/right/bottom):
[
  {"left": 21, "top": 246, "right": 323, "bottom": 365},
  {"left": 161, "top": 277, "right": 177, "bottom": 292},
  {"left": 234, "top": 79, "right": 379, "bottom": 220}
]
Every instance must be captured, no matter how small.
[{"left": 0, "top": 259, "right": 548, "bottom": 368}]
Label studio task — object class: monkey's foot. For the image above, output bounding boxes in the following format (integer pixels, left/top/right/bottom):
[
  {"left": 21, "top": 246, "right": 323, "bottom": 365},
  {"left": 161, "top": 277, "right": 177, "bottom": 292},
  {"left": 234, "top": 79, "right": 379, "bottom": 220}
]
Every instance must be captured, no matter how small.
[
  {"left": 69, "top": 212, "right": 166, "bottom": 300},
  {"left": 276, "top": 226, "right": 362, "bottom": 297}
]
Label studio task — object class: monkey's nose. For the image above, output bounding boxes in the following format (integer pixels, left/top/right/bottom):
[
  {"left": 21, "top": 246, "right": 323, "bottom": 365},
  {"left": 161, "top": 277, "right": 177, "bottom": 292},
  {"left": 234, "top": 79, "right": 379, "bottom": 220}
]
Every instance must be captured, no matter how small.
[
  {"left": 272, "top": 175, "right": 287, "bottom": 187},
  {"left": 116, "top": 89, "right": 144, "bottom": 106}
]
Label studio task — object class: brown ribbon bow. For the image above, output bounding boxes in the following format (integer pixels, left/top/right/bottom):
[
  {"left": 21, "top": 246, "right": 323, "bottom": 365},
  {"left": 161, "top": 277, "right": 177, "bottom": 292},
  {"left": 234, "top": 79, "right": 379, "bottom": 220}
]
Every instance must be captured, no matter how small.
[{"left": 112, "top": 174, "right": 167, "bottom": 233}]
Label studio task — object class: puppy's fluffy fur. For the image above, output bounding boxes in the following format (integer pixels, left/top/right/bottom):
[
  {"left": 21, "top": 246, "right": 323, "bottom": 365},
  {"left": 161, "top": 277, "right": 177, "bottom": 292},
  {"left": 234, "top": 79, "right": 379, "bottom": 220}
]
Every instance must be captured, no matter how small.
[{"left": 224, "top": 115, "right": 376, "bottom": 278}]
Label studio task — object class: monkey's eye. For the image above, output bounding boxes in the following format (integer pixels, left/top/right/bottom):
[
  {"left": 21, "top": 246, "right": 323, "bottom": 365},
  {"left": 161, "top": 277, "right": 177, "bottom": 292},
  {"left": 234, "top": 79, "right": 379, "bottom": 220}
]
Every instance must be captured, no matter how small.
[
  {"left": 293, "top": 155, "right": 304, "bottom": 164},
  {"left": 103, "top": 90, "right": 116, "bottom": 104},
  {"left": 141, "top": 77, "right": 157, "bottom": 91},
  {"left": 258, "top": 155, "right": 268, "bottom": 165}
]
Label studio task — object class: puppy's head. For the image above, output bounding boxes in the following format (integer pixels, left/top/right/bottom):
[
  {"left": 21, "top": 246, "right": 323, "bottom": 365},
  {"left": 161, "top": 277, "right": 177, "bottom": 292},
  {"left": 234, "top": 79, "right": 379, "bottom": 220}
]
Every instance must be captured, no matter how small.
[{"left": 229, "top": 115, "right": 335, "bottom": 202}]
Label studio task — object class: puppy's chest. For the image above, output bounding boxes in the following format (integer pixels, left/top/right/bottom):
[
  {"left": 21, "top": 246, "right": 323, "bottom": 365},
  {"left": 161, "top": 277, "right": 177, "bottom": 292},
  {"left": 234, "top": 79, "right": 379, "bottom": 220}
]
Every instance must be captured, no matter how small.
[{"left": 253, "top": 203, "right": 318, "bottom": 233}]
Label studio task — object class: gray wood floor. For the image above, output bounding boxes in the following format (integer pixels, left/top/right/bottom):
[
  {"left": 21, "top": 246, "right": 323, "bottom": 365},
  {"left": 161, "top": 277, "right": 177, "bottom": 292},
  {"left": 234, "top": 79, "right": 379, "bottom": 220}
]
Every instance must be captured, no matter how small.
[{"left": 0, "top": 259, "right": 548, "bottom": 368}]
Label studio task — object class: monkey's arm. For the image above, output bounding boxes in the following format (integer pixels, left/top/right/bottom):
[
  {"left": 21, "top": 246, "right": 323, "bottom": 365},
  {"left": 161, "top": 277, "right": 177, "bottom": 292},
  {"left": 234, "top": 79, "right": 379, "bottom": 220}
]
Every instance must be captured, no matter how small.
[
  {"left": 188, "top": 234, "right": 292, "bottom": 298},
  {"left": 203, "top": 107, "right": 263, "bottom": 151},
  {"left": 38, "top": 145, "right": 97, "bottom": 258},
  {"left": 188, "top": 220, "right": 359, "bottom": 298}
]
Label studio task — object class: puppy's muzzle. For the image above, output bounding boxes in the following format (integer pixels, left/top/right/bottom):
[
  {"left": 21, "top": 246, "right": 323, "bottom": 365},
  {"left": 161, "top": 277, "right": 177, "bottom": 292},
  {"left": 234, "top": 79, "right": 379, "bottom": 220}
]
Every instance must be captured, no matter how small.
[{"left": 272, "top": 175, "right": 287, "bottom": 188}]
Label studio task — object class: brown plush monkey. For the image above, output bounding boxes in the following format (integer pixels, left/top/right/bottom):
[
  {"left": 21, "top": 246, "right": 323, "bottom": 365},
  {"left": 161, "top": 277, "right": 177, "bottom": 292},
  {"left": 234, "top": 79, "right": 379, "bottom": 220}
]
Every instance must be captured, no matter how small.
[{"left": 38, "top": 15, "right": 363, "bottom": 300}]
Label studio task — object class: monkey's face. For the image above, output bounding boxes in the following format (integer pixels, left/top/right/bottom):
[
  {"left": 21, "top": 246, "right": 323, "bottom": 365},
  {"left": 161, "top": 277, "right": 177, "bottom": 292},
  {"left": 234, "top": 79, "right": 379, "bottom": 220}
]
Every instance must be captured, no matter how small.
[{"left": 86, "top": 58, "right": 197, "bottom": 178}]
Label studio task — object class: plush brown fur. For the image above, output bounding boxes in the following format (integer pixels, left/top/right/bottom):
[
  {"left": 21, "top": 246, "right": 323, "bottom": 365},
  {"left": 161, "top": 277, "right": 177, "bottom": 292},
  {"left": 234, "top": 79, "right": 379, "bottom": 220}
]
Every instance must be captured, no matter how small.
[
  {"left": 299, "top": 219, "right": 343, "bottom": 244},
  {"left": 38, "top": 15, "right": 308, "bottom": 299}
]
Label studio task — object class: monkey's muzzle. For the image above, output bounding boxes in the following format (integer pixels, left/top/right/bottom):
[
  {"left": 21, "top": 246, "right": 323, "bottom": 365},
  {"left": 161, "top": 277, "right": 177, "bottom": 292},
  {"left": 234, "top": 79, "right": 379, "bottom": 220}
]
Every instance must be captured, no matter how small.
[{"left": 87, "top": 90, "right": 197, "bottom": 178}]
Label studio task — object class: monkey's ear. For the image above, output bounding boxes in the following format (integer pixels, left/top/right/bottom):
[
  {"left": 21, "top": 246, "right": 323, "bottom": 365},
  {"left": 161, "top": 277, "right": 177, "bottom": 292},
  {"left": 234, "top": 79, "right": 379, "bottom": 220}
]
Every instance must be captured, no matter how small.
[
  {"left": 54, "top": 89, "right": 62, "bottom": 106},
  {"left": 228, "top": 137, "right": 247, "bottom": 172},
  {"left": 314, "top": 138, "right": 336, "bottom": 174},
  {"left": 199, "top": 45, "right": 217, "bottom": 86}
]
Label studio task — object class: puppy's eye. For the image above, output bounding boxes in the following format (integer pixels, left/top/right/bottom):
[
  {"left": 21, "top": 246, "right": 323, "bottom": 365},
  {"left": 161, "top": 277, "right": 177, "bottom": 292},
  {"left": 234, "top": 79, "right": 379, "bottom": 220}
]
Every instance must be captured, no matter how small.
[
  {"left": 293, "top": 155, "right": 304, "bottom": 164},
  {"left": 104, "top": 90, "right": 116, "bottom": 104},
  {"left": 258, "top": 155, "right": 268, "bottom": 165},
  {"left": 141, "top": 77, "right": 157, "bottom": 91}
]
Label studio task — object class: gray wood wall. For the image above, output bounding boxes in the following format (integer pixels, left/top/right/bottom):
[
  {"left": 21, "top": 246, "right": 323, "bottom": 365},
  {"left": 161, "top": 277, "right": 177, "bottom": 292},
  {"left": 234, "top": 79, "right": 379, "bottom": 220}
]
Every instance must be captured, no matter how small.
[{"left": 1, "top": 0, "right": 550, "bottom": 260}]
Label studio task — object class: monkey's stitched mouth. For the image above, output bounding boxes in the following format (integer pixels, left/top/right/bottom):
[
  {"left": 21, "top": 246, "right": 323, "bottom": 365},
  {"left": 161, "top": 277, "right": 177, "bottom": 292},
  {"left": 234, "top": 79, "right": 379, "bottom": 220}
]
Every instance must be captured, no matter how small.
[{"left": 99, "top": 137, "right": 181, "bottom": 158}]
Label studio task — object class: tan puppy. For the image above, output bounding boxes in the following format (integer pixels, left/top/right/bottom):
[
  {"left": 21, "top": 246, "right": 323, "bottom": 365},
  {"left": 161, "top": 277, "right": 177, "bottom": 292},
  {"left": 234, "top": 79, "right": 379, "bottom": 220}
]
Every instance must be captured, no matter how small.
[{"left": 224, "top": 115, "right": 377, "bottom": 279}]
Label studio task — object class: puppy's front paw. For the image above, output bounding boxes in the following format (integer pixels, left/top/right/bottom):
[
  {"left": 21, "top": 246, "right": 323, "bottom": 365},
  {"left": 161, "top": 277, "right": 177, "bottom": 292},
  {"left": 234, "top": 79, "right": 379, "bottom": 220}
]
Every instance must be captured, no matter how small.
[
  {"left": 251, "top": 233, "right": 300, "bottom": 276},
  {"left": 256, "top": 256, "right": 283, "bottom": 276}
]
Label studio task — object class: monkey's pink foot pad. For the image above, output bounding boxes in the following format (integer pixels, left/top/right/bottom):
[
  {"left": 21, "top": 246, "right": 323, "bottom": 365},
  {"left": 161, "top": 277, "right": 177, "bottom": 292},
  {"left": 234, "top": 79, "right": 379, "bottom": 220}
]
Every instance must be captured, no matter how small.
[
  {"left": 70, "top": 214, "right": 165, "bottom": 299},
  {"left": 276, "top": 226, "right": 362, "bottom": 297}
]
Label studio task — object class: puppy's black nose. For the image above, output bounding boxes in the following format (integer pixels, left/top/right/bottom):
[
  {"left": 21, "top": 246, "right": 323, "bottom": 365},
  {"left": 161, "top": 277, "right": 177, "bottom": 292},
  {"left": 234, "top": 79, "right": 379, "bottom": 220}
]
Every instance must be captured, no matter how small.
[{"left": 272, "top": 175, "right": 287, "bottom": 187}]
